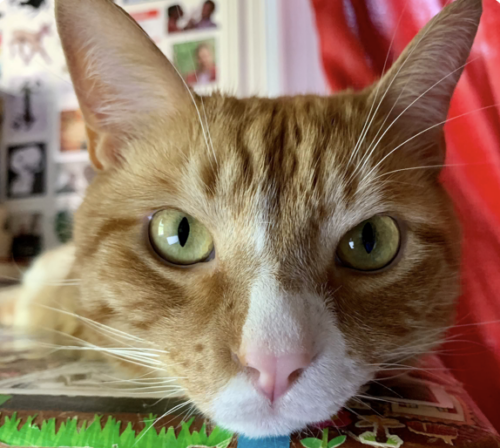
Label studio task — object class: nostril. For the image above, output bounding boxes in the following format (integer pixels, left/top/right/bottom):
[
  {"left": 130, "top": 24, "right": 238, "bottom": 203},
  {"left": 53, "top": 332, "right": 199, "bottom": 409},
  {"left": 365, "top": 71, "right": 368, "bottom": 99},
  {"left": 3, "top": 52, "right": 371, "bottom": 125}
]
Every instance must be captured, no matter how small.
[
  {"left": 245, "top": 365, "right": 261, "bottom": 381},
  {"left": 287, "top": 367, "right": 304, "bottom": 386}
]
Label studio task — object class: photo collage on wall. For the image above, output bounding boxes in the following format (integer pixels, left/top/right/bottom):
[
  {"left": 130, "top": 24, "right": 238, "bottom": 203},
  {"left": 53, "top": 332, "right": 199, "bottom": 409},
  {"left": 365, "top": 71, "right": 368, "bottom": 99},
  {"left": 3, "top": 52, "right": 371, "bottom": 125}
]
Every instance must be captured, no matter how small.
[
  {"left": 124, "top": 0, "right": 221, "bottom": 90},
  {"left": 0, "top": 0, "right": 231, "bottom": 262}
]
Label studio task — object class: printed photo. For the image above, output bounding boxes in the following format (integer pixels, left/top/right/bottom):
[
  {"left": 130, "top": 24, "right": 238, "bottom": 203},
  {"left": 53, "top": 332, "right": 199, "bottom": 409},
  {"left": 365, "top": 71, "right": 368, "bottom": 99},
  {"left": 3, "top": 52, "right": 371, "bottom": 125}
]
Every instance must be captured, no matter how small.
[
  {"left": 55, "top": 161, "right": 95, "bottom": 195},
  {"left": 9, "top": 23, "right": 53, "bottom": 66},
  {"left": 7, "top": 142, "right": 46, "bottom": 198},
  {"left": 7, "top": 212, "right": 43, "bottom": 259},
  {"left": 167, "top": 0, "right": 218, "bottom": 34},
  {"left": 8, "top": 78, "right": 48, "bottom": 135},
  {"left": 60, "top": 109, "right": 87, "bottom": 153},
  {"left": 129, "top": 8, "right": 163, "bottom": 43},
  {"left": 173, "top": 38, "right": 217, "bottom": 86}
]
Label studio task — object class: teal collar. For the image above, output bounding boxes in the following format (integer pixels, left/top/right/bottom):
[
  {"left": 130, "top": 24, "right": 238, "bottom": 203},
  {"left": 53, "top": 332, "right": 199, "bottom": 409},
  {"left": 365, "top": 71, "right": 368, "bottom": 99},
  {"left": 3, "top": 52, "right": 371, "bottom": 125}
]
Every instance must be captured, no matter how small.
[{"left": 238, "top": 435, "right": 291, "bottom": 447}]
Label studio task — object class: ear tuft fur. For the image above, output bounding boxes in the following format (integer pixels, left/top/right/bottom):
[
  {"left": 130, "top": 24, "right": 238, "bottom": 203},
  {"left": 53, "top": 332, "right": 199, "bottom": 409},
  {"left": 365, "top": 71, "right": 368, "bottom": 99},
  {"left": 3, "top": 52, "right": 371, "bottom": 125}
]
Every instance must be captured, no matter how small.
[{"left": 372, "top": 0, "right": 482, "bottom": 146}]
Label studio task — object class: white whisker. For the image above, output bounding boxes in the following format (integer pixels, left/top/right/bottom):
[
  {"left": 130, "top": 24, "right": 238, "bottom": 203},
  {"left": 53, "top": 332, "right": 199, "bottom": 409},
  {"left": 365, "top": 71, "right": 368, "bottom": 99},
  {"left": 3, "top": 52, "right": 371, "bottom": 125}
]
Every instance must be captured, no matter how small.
[
  {"left": 37, "top": 304, "right": 162, "bottom": 348},
  {"left": 35, "top": 328, "right": 175, "bottom": 373},
  {"left": 370, "top": 162, "right": 485, "bottom": 181},
  {"left": 357, "top": 57, "right": 481, "bottom": 186},
  {"left": 134, "top": 399, "right": 194, "bottom": 446},
  {"left": 169, "top": 63, "right": 217, "bottom": 165},
  {"left": 359, "top": 103, "right": 499, "bottom": 187},
  {"left": 346, "top": 7, "right": 446, "bottom": 186}
]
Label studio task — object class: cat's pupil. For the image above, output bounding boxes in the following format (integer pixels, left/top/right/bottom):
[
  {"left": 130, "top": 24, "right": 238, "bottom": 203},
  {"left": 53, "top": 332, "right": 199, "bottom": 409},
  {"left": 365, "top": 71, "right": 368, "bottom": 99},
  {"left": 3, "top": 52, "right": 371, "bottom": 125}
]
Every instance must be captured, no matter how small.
[
  {"left": 362, "top": 222, "right": 376, "bottom": 254},
  {"left": 178, "top": 217, "right": 190, "bottom": 247}
]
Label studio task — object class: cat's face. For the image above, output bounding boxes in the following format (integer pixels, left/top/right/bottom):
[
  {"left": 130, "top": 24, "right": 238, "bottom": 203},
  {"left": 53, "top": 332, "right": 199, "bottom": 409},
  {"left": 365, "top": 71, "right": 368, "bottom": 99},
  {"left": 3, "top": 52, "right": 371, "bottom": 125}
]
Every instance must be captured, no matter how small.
[
  {"left": 75, "top": 93, "right": 461, "bottom": 435},
  {"left": 57, "top": 0, "right": 481, "bottom": 437}
]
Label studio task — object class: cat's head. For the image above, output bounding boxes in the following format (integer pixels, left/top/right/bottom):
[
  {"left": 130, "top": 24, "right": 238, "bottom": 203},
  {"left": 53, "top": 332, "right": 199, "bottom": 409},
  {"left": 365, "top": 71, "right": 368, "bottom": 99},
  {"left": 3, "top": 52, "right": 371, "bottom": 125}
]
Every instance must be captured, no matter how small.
[{"left": 56, "top": 0, "right": 481, "bottom": 437}]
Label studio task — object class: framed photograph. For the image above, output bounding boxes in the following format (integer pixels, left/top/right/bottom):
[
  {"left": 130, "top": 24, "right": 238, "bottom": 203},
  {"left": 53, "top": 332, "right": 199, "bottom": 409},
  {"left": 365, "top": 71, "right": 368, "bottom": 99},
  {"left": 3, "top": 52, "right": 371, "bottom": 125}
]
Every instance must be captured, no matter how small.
[
  {"left": 166, "top": 0, "right": 218, "bottom": 34},
  {"left": 7, "top": 142, "right": 46, "bottom": 199},
  {"left": 173, "top": 37, "right": 217, "bottom": 86},
  {"left": 7, "top": 212, "right": 43, "bottom": 259},
  {"left": 60, "top": 109, "right": 87, "bottom": 153},
  {"left": 55, "top": 161, "right": 95, "bottom": 195}
]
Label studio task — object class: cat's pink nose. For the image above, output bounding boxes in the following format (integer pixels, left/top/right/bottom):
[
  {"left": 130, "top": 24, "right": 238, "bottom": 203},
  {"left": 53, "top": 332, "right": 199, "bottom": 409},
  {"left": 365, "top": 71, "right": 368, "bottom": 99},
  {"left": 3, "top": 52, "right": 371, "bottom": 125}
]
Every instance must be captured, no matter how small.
[{"left": 242, "top": 351, "right": 312, "bottom": 402}]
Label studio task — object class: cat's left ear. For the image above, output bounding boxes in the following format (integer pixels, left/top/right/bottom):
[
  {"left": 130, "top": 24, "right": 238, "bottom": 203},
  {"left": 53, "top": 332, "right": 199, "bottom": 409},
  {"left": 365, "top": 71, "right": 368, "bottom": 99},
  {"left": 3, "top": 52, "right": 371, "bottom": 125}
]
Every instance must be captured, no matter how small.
[
  {"left": 370, "top": 0, "right": 482, "bottom": 164},
  {"left": 56, "top": 0, "right": 193, "bottom": 170}
]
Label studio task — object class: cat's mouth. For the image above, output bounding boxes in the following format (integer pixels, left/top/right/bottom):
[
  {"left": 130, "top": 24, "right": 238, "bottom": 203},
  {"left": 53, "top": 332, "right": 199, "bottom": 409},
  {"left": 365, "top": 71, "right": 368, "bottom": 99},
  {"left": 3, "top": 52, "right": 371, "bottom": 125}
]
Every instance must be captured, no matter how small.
[{"left": 207, "top": 356, "right": 373, "bottom": 438}]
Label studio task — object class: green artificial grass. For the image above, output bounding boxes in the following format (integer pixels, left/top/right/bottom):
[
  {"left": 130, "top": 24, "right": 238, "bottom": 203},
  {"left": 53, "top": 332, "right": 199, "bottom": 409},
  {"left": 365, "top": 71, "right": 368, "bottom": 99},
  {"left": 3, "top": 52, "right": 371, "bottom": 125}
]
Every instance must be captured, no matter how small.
[{"left": 0, "top": 413, "right": 234, "bottom": 448}]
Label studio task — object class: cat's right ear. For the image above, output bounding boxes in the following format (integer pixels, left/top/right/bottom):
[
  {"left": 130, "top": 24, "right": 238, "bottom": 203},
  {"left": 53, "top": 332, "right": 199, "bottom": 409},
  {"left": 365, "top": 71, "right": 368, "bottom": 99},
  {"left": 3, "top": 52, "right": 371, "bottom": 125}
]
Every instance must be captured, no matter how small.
[{"left": 55, "top": 0, "right": 192, "bottom": 170}]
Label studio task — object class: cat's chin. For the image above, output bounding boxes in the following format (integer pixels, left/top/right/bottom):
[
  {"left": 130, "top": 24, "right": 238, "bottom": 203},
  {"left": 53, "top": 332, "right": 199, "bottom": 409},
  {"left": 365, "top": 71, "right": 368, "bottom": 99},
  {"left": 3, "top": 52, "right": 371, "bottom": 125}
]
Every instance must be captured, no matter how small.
[
  {"left": 209, "top": 380, "right": 348, "bottom": 438},
  {"left": 207, "top": 364, "right": 372, "bottom": 438}
]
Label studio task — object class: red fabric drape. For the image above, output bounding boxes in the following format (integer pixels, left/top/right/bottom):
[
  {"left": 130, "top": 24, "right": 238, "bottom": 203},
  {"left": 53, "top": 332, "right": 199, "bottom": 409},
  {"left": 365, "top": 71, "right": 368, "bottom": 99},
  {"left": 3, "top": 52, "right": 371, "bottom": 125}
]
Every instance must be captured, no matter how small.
[{"left": 311, "top": 0, "right": 500, "bottom": 429}]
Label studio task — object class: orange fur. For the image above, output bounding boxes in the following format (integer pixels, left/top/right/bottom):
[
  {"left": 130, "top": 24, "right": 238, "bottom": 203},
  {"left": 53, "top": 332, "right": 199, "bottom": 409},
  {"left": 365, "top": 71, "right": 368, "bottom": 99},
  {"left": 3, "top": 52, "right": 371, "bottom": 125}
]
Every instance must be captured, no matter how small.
[{"left": 2, "top": 0, "right": 482, "bottom": 437}]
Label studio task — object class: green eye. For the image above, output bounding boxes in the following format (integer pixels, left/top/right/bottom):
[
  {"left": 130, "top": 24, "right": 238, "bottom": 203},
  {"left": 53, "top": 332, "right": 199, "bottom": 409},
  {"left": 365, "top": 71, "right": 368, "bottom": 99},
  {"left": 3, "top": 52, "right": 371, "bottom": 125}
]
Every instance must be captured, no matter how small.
[
  {"left": 149, "top": 209, "right": 214, "bottom": 265},
  {"left": 336, "top": 216, "right": 400, "bottom": 271}
]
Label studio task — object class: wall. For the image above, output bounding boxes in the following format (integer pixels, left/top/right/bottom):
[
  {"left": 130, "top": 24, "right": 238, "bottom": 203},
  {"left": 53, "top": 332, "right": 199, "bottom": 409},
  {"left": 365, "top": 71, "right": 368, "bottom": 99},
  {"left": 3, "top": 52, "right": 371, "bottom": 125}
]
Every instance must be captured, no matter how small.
[{"left": 277, "top": 0, "right": 328, "bottom": 96}]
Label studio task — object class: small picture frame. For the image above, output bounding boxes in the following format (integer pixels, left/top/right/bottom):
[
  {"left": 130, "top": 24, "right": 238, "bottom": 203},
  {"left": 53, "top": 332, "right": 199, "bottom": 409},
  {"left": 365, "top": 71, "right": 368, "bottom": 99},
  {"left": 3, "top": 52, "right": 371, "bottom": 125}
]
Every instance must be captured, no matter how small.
[{"left": 173, "top": 37, "right": 217, "bottom": 87}]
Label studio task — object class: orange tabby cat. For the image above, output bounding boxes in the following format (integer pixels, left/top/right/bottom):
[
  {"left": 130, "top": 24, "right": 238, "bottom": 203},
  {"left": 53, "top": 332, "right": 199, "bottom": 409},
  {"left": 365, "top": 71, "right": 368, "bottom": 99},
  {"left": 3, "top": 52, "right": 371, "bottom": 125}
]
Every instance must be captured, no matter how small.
[{"left": 2, "top": 0, "right": 481, "bottom": 438}]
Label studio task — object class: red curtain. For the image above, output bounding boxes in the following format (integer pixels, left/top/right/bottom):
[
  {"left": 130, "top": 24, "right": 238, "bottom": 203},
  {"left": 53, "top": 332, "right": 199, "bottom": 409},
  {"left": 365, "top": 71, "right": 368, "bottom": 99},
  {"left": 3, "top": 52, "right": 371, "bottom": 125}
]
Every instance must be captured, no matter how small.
[{"left": 311, "top": 0, "right": 500, "bottom": 429}]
